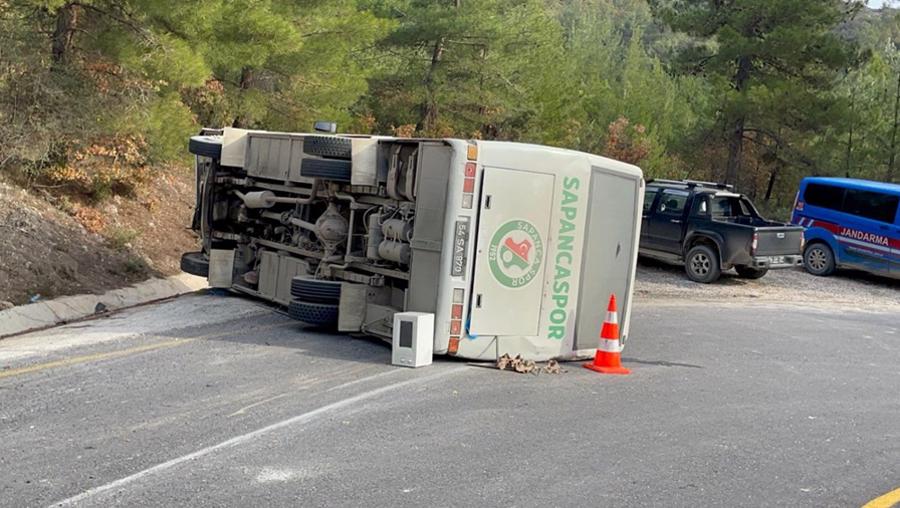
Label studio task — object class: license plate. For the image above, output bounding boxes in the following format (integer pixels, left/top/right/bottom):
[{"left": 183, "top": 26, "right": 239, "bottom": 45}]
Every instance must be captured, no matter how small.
[
  {"left": 765, "top": 256, "right": 786, "bottom": 264},
  {"left": 451, "top": 219, "right": 470, "bottom": 277}
]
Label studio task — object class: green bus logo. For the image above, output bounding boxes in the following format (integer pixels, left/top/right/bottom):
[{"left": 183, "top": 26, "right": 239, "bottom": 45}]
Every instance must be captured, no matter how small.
[{"left": 488, "top": 220, "right": 544, "bottom": 288}]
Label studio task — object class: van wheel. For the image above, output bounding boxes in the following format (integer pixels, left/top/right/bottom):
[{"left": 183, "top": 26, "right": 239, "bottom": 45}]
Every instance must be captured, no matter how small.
[
  {"left": 804, "top": 243, "right": 835, "bottom": 276},
  {"left": 685, "top": 245, "right": 721, "bottom": 283},
  {"left": 735, "top": 266, "right": 768, "bottom": 279}
]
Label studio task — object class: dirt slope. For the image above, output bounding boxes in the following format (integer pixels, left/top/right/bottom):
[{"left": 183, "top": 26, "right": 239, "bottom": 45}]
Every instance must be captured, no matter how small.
[{"left": 0, "top": 167, "right": 198, "bottom": 306}]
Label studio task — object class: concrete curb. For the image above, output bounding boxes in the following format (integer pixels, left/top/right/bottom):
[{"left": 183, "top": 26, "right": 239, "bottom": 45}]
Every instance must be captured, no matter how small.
[{"left": 0, "top": 273, "right": 208, "bottom": 339}]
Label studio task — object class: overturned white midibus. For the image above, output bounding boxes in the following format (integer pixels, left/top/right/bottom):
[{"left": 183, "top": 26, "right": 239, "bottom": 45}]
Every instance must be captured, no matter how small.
[{"left": 183, "top": 128, "right": 644, "bottom": 361}]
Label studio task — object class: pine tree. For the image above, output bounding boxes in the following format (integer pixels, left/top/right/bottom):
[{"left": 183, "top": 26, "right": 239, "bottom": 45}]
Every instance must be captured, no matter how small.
[
  {"left": 364, "top": 0, "right": 561, "bottom": 138},
  {"left": 654, "top": 0, "right": 864, "bottom": 186}
]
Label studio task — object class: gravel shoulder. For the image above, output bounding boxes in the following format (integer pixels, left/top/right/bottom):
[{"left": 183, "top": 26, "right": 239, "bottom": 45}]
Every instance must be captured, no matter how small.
[{"left": 634, "top": 257, "right": 900, "bottom": 311}]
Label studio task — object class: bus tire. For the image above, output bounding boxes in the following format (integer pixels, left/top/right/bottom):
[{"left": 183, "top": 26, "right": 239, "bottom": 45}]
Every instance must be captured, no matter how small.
[
  {"left": 803, "top": 242, "right": 835, "bottom": 276},
  {"left": 300, "top": 158, "right": 352, "bottom": 182},
  {"left": 288, "top": 300, "right": 339, "bottom": 327},
  {"left": 290, "top": 276, "right": 341, "bottom": 304},
  {"left": 303, "top": 136, "right": 352, "bottom": 160},
  {"left": 188, "top": 135, "right": 223, "bottom": 159},
  {"left": 180, "top": 251, "right": 209, "bottom": 278}
]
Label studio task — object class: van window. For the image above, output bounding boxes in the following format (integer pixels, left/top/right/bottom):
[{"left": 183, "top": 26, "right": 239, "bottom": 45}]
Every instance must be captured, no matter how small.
[
  {"left": 804, "top": 183, "right": 844, "bottom": 211},
  {"left": 804, "top": 182, "right": 899, "bottom": 223},
  {"left": 843, "top": 189, "right": 899, "bottom": 223}
]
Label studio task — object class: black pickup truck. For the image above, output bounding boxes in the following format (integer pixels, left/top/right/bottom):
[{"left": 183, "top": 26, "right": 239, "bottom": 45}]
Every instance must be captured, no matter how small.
[{"left": 639, "top": 180, "right": 804, "bottom": 283}]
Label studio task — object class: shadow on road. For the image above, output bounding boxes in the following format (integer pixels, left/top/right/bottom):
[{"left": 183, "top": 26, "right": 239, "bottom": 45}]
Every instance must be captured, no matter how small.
[
  {"left": 153, "top": 293, "right": 394, "bottom": 366},
  {"left": 621, "top": 357, "right": 704, "bottom": 369}
]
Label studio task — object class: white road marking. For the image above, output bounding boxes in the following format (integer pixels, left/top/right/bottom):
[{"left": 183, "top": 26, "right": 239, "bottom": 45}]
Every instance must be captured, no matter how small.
[
  {"left": 50, "top": 366, "right": 467, "bottom": 507},
  {"left": 227, "top": 392, "right": 293, "bottom": 417},
  {"left": 255, "top": 467, "right": 303, "bottom": 483},
  {"left": 324, "top": 367, "right": 406, "bottom": 392}
]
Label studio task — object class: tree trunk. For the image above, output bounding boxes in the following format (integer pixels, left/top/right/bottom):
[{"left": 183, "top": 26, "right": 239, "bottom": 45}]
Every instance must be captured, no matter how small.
[
  {"left": 887, "top": 71, "right": 900, "bottom": 182},
  {"left": 477, "top": 46, "right": 497, "bottom": 139},
  {"left": 764, "top": 159, "right": 782, "bottom": 202},
  {"left": 232, "top": 67, "right": 254, "bottom": 128},
  {"left": 724, "top": 56, "right": 752, "bottom": 187},
  {"left": 51, "top": 3, "right": 79, "bottom": 66},
  {"left": 724, "top": 115, "right": 746, "bottom": 186},
  {"left": 415, "top": 0, "right": 459, "bottom": 135},
  {"left": 415, "top": 38, "right": 445, "bottom": 134},
  {"left": 845, "top": 91, "right": 854, "bottom": 178}
]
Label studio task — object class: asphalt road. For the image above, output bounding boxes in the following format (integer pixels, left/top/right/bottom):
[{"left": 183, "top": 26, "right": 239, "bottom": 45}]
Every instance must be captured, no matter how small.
[{"left": 0, "top": 293, "right": 898, "bottom": 507}]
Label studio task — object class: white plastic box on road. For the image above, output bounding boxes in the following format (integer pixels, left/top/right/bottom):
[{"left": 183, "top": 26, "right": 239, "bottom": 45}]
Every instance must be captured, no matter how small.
[{"left": 392, "top": 312, "right": 434, "bottom": 368}]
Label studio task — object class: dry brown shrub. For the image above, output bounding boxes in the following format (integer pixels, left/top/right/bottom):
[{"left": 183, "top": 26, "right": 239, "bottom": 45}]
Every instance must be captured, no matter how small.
[
  {"left": 391, "top": 124, "right": 416, "bottom": 138},
  {"left": 48, "top": 135, "right": 153, "bottom": 200},
  {"left": 604, "top": 116, "right": 651, "bottom": 165},
  {"left": 73, "top": 205, "right": 107, "bottom": 233}
]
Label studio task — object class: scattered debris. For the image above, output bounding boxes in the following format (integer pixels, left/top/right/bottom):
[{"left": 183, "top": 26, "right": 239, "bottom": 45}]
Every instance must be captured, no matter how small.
[
  {"left": 543, "top": 360, "right": 561, "bottom": 375},
  {"left": 494, "top": 354, "right": 564, "bottom": 375}
]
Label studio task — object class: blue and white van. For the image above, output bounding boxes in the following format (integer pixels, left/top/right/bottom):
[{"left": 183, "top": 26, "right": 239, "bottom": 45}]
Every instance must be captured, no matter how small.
[{"left": 791, "top": 177, "right": 900, "bottom": 279}]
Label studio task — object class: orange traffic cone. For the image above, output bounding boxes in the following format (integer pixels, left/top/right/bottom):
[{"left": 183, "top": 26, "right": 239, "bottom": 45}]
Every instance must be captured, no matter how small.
[{"left": 584, "top": 294, "right": 631, "bottom": 375}]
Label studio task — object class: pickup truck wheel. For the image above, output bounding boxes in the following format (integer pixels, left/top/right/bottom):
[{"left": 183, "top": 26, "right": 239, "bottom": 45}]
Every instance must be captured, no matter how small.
[
  {"left": 287, "top": 300, "right": 339, "bottom": 328},
  {"left": 735, "top": 266, "right": 768, "bottom": 279},
  {"left": 685, "top": 245, "right": 721, "bottom": 283},
  {"left": 180, "top": 251, "right": 209, "bottom": 278},
  {"left": 188, "top": 135, "right": 223, "bottom": 159},
  {"left": 803, "top": 243, "right": 835, "bottom": 276},
  {"left": 303, "top": 136, "right": 351, "bottom": 160},
  {"left": 300, "top": 158, "right": 352, "bottom": 182}
]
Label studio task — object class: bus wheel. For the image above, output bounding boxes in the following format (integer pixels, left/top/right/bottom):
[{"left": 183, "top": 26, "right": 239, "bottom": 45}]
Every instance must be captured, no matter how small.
[
  {"left": 288, "top": 300, "right": 339, "bottom": 328},
  {"left": 180, "top": 251, "right": 209, "bottom": 278},
  {"left": 803, "top": 243, "right": 835, "bottom": 276},
  {"left": 290, "top": 276, "right": 341, "bottom": 305}
]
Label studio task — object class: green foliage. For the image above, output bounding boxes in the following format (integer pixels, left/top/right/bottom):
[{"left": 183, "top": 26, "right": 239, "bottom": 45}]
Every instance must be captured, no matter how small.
[
  {"left": 655, "top": 0, "right": 865, "bottom": 188},
  {"left": 105, "top": 226, "right": 141, "bottom": 250},
  {"left": 1, "top": 0, "right": 898, "bottom": 212},
  {"left": 363, "top": 0, "right": 562, "bottom": 138}
]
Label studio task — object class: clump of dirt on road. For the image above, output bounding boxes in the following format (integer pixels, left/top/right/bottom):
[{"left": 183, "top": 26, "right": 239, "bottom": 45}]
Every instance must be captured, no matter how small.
[
  {"left": 635, "top": 258, "right": 900, "bottom": 310},
  {"left": 0, "top": 167, "right": 197, "bottom": 306}
]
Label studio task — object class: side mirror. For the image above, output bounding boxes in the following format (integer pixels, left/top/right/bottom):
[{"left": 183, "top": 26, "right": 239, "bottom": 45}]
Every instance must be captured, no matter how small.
[{"left": 314, "top": 121, "right": 337, "bottom": 133}]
